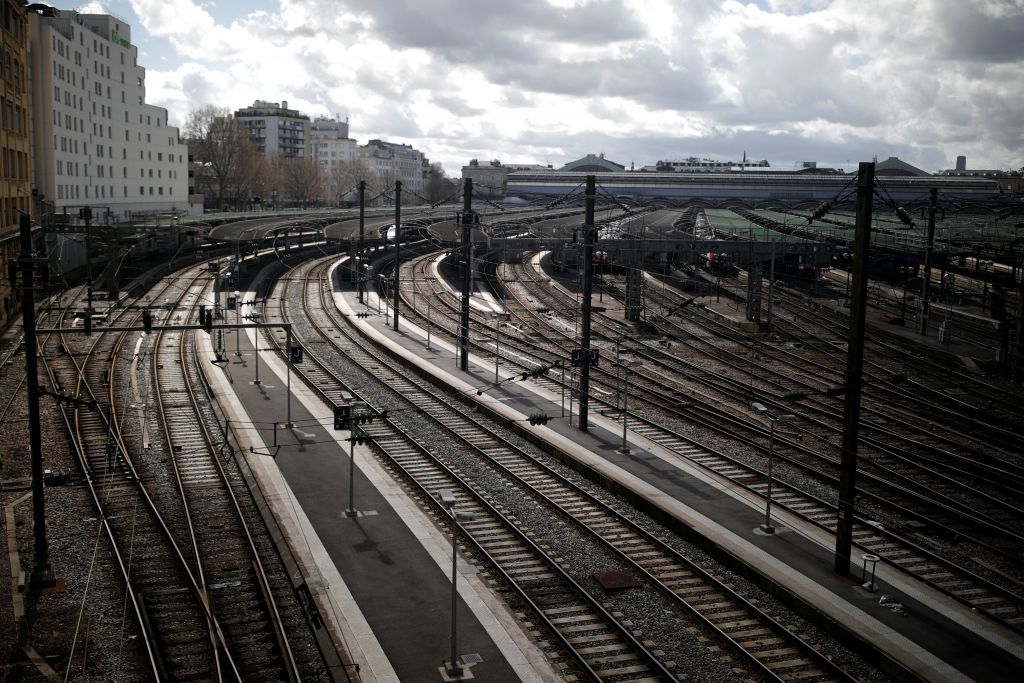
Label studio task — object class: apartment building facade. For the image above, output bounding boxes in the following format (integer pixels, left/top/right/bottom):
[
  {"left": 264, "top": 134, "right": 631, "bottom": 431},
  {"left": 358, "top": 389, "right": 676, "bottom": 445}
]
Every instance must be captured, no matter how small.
[
  {"left": 28, "top": 10, "right": 190, "bottom": 222},
  {"left": 359, "top": 138, "right": 426, "bottom": 198},
  {"left": 234, "top": 99, "right": 311, "bottom": 159},
  {"left": 0, "top": 0, "right": 31, "bottom": 328}
]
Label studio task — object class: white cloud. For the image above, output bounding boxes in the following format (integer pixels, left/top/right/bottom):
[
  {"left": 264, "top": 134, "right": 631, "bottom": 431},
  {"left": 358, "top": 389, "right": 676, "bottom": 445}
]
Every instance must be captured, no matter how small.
[{"left": 125, "top": 0, "right": 1022, "bottom": 173}]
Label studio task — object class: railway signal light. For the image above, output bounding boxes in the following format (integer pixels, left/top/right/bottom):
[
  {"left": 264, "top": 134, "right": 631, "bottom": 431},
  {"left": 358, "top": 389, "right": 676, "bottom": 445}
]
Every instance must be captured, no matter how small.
[
  {"left": 83, "top": 314, "right": 92, "bottom": 336},
  {"left": 348, "top": 432, "right": 372, "bottom": 445},
  {"left": 289, "top": 345, "right": 303, "bottom": 363},
  {"left": 227, "top": 296, "right": 237, "bottom": 311},
  {"left": 527, "top": 413, "right": 551, "bottom": 426},
  {"left": 142, "top": 310, "right": 152, "bottom": 334},
  {"left": 334, "top": 404, "right": 352, "bottom": 430}
]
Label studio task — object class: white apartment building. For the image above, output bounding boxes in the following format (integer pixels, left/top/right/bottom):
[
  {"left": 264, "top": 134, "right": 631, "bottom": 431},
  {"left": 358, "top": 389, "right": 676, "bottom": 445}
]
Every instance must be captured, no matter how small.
[
  {"left": 27, "top": 9, "right": 191, "bottom": 221},
  {"left": 235, "top": 99, "right": 310, "bottom": 159},
  {"left": 359, "top": 138, "right": 425, "bottom": 198},
  {"left": 311, "top": 116, "right": 356, "bottom": 169}
]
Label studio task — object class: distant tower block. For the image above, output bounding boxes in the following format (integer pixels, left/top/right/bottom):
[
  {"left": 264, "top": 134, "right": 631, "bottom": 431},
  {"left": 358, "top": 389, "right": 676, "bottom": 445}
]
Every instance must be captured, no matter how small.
[
  {"left": 625, "top": 265, "right": 644, "bottom": 321},
  {"left": 746, "top": 261, "right": 763, "bottom": 323},
  {"left": 956, "top": 155, "right": 967, "bottom": 171}
]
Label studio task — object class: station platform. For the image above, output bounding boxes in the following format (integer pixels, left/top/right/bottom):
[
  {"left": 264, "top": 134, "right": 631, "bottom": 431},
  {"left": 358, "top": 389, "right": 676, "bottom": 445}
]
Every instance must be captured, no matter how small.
[
  {"left": 203, "top": 254, "right": 1023, "bottom": 682},
  {"left": 199, "top": 308, "right": 555, "bottom": 681}
]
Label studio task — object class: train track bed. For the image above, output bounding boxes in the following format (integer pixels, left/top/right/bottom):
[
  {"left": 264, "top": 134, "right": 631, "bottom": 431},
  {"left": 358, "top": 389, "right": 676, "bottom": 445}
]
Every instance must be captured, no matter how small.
[
  {"left": 4, "top": 257, "right": 330, "bottom": 679},
  {"left": 463, "top": 255, "right": 1024, "bottom": 631},
  {"left": 259, "top": 254, "right": 890, "bottom": 682}
]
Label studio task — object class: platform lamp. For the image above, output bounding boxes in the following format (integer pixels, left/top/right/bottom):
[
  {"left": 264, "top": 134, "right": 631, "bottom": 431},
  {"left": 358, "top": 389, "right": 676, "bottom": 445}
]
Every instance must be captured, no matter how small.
[
  {"left": 424, "top": 277, "right": 437, "bottom": 350},
  {"left": 750, "top": 402, "right": 795, "bottom": 534},
  {"left": 615, "top": 349, "right": 643, "bottom": 455},
  {"left": 438, "top": 489, "right": 477, "bottom": 680}
]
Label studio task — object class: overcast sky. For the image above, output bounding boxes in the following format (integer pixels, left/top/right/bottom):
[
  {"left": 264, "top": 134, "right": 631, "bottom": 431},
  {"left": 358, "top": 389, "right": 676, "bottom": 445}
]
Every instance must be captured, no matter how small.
[{"left": 77, "top": 0, "right": 1024, "bottom": 175}]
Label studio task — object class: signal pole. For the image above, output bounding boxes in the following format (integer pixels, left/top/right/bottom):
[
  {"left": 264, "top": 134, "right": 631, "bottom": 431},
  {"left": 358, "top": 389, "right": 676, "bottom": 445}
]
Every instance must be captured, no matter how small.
[
  {"left": 358, "top": 180, "right": 366, "bottom": 304},
  {"left": 835, "top": 161, "right": 874, "bottom": 575},
  {"left": 577, "top": 175, "right": 596, "bottom": 432},
  {"left": 459, "top": 178, "right": 473, "bottom": 372},
  {"left": 393, "top": 180, "right": 402, "bottom": 331},
  {"left": 918, "top": 188, "right": 937, "bottom": 335},
  {"left": 19, "top": 214, "right": 54, "bottom": 587}
]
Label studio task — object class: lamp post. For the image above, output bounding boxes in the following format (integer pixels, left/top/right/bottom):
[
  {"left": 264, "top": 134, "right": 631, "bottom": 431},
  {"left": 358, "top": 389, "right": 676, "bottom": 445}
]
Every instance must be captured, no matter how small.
[
  {"left": 234, "top": 290, "right": 241, "bottom": 356},
  {"left": 616, "top": 344, "right": 643, "bottom": 455},
  {"left": 423, "top": 277, "right": 437, "bottom": 350},
  {"left": 750, "top": 402, "right": 795, "bottom": 534},
  {"left": 438, "top": 489, "right": 476, "bottom": 680},
  {"left": 253, "top": 311, "right": 261, "bottom": 385}
]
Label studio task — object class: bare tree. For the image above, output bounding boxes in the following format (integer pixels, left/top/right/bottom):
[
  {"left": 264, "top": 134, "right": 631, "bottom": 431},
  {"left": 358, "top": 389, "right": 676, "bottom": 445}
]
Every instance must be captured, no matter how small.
[
  {"left": 427, "top": 162, "right": 456, "bottom": 204},
  {"left": 185, "top": 105, "right": 259, "bottom": 210},
  {"left": 275, "top": 156, "right": 322, "bottom": 208},
  {"left": 323, "top": 159, "right": 358, "bottom": 206}
]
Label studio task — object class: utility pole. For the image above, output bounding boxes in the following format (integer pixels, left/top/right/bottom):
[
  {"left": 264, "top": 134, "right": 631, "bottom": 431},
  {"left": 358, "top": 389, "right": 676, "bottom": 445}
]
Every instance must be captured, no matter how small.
[
  {"left": 80, "top": 206, "right": 93, "bottom": 315},
  {"left": 392, "top": 180, "right": 402, "bottom": 331},
  {"left": 835, "top": 161, "right": 874, "bottom": 575},
  {"left": 578, "top": 175, "right": 596, "bottom": 432},
  {"left": 19, "top": 215, "right": 54, "bottom": 587},
  {"left": 357, "top": 180, "right": 365, "bottom": 304},
  {"left": 459, "top": 178, "right": 473, "bottom": 372},
  {"left": 918, "top": 188, "right": 937, "bottom": 335}
]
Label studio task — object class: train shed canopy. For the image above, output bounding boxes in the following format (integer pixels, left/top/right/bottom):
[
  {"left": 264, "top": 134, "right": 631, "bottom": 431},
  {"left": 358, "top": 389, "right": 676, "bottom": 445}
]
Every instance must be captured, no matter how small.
[{"left": 559, "top": 153, "right": 626, "bottom": 173}]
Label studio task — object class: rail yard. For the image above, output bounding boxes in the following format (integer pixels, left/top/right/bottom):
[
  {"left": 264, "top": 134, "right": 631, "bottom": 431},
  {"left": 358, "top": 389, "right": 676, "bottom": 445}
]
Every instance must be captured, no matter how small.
[{"left": 2, "top": 179, "right": 1023, "bottom": 682}]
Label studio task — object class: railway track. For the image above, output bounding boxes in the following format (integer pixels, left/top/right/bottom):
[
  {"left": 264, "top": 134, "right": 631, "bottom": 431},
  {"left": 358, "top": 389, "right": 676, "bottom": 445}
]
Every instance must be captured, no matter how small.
[
  {"left": 389, "top": 251, "right": 1024, "bottom": 635},
  {"left": 257, "top": 254, "right": 867, "bottom": 681},
  {"left": 37, "top": 262, "right": 315, "bottom": 680}
]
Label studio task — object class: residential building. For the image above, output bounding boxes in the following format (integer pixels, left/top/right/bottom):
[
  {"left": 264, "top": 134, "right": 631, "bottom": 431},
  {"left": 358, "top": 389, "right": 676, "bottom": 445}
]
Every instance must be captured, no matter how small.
[
  {"left": 359, "top": 138, "right": 425, "bottom": 198},
  {"left": 234, "top": 99, "right": 311, "bottom": 159},
  {"left": 462, "top": 159, "right": 509, "bottom": 197},
  {"left": 27, "top": 9, "right": 190, "bottom": 221},
  {"left": 0, "top": 0, "right": 30, "bottom": 328},
  {"left": 311, "top": 116, "right": 356, "bottom": 168}
]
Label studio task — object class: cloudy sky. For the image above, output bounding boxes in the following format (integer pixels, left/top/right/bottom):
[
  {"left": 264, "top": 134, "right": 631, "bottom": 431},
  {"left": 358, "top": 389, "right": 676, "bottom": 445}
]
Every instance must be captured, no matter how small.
[{"left": 76, "top": 0, "right": 1023, "bottom": 175}]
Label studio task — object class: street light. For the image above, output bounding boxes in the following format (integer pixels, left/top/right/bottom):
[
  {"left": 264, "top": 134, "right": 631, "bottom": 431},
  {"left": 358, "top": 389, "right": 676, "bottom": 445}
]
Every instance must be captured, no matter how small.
[
  {"left": 424, "top": 277, "right": 437, "bottom": 350},
  {"left": 234, "top": 290, "right": 241, "bottom": 356},
  {"left": 616, "top": 347, "right": 642, "bottom": 455},
  {"left": 437, "top": 489, "right": 476, "bottom": 680},
  {"left": 750, "top": 402, "right": 795, "bottom": 534}
]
